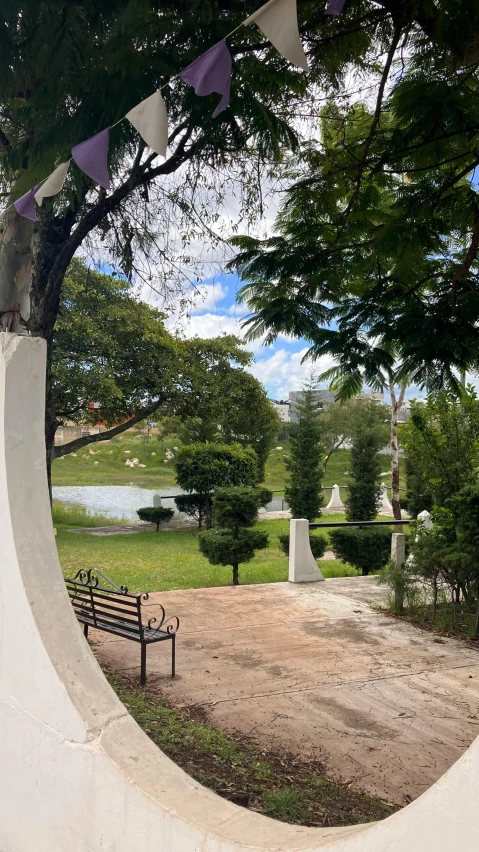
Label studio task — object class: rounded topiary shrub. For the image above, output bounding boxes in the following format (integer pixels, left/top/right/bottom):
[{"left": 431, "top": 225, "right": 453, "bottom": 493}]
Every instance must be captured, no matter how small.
[
  {"left": 137, "top": 506, "right": 174, "bottom": 531},
  {"left": 278, "top": 533, "right": 327, "bottom": 560},
  {"left": 328, "top": 527, "right": 391, "bottom": 575}
]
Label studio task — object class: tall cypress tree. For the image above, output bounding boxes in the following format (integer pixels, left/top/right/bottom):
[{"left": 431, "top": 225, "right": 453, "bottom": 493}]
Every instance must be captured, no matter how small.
[
  {"left": 285, "top": 382, "right": 323, "bottom": 521},
  {"left": 346, "top": 406, "right": 383, "bottom": 521}
]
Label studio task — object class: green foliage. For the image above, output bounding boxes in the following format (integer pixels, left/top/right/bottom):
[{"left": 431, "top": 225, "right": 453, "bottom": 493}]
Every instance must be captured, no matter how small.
[
  {"left": 212, "top": 486, "right": 273, "bottom": 532},
  {"left": 403, "top": 390, "right": 479, "bottom": 511},
  {"left": 53, "top": 264, "right": 278, "bottom": 461},
  {"left": 53, "top": 260, "right": 178, "bottom": 428},
  {"left": 175, "top": 443, "right": 259, "bottom": 499},
  {"left": 174, "top": 494, "right": 209, "bottom": 529},
  {"left": 231, "top": 7, "right": 479, "bottom": 391},
  {"left": 278, "top": 534, "right": 327, "bottom": 560},
  {"left": 198, "top": 486, "right": 270, "bottom": 584},
  {"left": 404, "top": 453, "right": 432, "bottom": 519},
  {"left": 136, "top": 506, "right": 174, "bottom": 531},
  {"left": 346, "top": 405, "right": 384, "bottom": 521},
  {"left": 329, "top": 528, "right": 392, "bottom": 576},
  {"left": 199, "top": 527, "right": 269, "bottom": 583},
  {"left": 285, "top": 383, "right": 324, "bottom": 521}
]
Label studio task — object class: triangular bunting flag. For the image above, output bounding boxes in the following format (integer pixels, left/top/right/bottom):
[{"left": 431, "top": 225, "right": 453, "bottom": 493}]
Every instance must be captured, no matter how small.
[
  {"left": 325, "top": 0, "right": 346, "bottom": 14},
  {"left": 72, "top": 128, "right": 111, "bottom": 190},
  {"left": 244, "top": 0, "right": 308, "bottom": 72},
  {"left": 179, "top": 40, "right": 232, "bottom": 118},
  {"left": 34, "top": 161, "right": 70, "bottom": 206},
  {"left": 126, "top": 91, "right": 168, "bottom": 157},
  {"left": 14, "top": 186, "right": 40, "bottom": 221}
]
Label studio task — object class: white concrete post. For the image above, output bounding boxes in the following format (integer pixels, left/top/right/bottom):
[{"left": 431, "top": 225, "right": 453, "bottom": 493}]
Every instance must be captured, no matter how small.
[
  {"left": 417, "top": 509, "right": 433, "bottom": 531},
  {"left": 326, "top": 484, "right": 345, "bottom": 510},
  {"left": 391, "top": 532, "right": 406, "bottom": 614},
  {"left": 380, "top": 483, "right": 393, "bottom": 513},
  {"left": 288, "top": 519, "right": 325, "bottom": 583},
  {"left": 153, "top": 493, "right": 162, "bottom": 507}
]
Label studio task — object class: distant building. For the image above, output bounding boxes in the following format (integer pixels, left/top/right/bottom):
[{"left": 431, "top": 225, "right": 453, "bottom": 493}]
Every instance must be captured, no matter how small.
[
  {"left": 270, "top": 399, "right": 290, "bottom": 422},
  {"left": 355, "top": 391, "right": 384, "bottom": 405},
  {"left": 289, "top": 389, "right": 336, "bottom": 423},
  {"left": 397, "top": 398, "right": 426, "bottom": 423},
  {"left": 289, "top": 389, "right": 385, "bottom": 423}
]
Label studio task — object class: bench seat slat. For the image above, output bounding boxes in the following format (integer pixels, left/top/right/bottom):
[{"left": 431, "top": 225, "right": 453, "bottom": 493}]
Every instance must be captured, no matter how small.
[{"left": 76, "top": 613, "right": 172, "bottom": 644}]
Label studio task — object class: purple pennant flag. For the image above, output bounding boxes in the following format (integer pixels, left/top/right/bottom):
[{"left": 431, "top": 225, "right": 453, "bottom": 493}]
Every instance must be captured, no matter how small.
[
  {"left": 72, "top": 128, "right": 111, "bottom": 190},
  {"left": 325, "top": 0, "right": 346, "bottom": 14},
  {"left": 179, "top": 40, "right": 232, "bottom": 118},
  {"left": 14, "top": 185, "right": 40, "bottom": 221}
]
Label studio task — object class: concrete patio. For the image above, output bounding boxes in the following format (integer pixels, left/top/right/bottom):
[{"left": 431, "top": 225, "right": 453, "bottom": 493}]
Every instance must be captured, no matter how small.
[{"left": 90, "top": 576, "right": 478, "bottom": 805}]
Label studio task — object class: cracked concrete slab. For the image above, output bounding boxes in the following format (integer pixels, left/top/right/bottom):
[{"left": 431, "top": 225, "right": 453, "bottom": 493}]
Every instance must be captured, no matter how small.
[{"left": 89, "top": 578, "right": 479, "bottom": 805}]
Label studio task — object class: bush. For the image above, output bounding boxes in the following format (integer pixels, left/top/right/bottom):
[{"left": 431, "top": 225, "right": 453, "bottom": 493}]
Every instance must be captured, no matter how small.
[
  {"left": 278, "top": 533, "right": 327, "bottom": 560},
  {"left": 329, "top": 527, "right": 392, "bottom": 575},
  {"left": 198, "top": 486, "right": 270, "bottom": 585},
  {"left": 175, "top": 443, "right": 259, "bottom": 527},
  {"left": 137, "top": 506, "right": 174, "bottom": 531},
  {"left": 174, "top": 493, "right": 210, "bottom": 528},
  {"left": 175, "top": 443, "right": 259, "bottom": 494}
]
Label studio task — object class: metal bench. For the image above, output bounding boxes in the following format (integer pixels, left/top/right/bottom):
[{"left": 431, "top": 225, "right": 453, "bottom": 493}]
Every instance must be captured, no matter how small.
[{"left": 65, "top": 568, "right": 179, "bottom": 685}]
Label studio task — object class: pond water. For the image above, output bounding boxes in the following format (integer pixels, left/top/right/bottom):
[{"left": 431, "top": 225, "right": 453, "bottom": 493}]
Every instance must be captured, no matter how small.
[{"left": 52, "top": 485, "right": 288, "bottom": 522}]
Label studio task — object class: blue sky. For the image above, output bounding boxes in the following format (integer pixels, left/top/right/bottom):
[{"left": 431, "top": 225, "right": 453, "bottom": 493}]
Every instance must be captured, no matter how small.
[{"left": 160, "top": 270, "right": 337, "bottom": 401}]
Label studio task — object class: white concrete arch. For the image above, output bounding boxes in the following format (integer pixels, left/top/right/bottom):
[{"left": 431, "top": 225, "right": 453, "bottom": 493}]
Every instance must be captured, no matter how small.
[{"left": 0, "top": 334, "right": 477, "bottom": 852}]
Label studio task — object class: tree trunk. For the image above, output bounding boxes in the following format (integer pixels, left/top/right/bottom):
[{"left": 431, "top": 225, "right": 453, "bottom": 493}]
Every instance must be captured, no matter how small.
[
  {"left": 474, "top": 596, "right": 479, "bottom": 639},
  {"left": 389, "top": 379, "right": 406, "bottom": 530},
  {"left": 232, "top": 563, "right": 239, "bottom": 586},
  {"left": 0, "top": 209, "right": 34, "bottom": 332}
]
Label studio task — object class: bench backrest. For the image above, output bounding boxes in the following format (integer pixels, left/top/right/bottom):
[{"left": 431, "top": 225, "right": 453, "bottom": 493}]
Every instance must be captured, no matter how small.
[
  {"left": 65, "top": 568, "right": 144, "bottom": 639},
  {"left": 65, "top": 568, "right": 179, "bottom": 640}
]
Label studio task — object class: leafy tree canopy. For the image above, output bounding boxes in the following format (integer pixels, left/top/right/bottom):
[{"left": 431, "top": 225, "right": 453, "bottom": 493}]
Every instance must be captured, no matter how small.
[
  {"left": 53, "top": 259, "right": 276, "bottom": 458},
  {"left": 231, "top": 0, "right": 479, "bottom": 388}
]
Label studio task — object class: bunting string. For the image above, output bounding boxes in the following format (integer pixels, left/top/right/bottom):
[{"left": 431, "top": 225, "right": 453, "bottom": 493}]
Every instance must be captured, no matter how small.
[{"left": 1, "top": 0, "right": 345, "bottom": 222}]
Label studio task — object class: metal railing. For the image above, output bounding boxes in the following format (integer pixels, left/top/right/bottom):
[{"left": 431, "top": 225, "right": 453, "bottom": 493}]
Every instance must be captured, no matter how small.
[{"left": 310, "top": 519, "right": 411, "bottom": 529}]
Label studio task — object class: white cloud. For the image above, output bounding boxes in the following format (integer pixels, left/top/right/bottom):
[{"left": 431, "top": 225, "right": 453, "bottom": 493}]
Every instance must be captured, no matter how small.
[
  {"left": 248, "top": 348, "right": 337, "bottom": 399},
  {"left": 189, "top": 281, "right": 228, "bottom": 314}
]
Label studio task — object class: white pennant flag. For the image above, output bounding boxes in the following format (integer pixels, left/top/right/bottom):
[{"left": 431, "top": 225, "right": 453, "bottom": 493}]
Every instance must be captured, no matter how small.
[
  {"left": 34, "top": 161, "right": 70, "bottom": 206},
  {"left": 244, "top": 0, "right": 308, "bottom": 72},
  {"left": 126, "top": 90, "right": 168, "bottom": 158}
]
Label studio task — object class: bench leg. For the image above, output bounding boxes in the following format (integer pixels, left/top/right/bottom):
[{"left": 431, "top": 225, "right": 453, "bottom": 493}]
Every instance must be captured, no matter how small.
[
  {"left": 171, "top": 635, "right": 176, "bottom": 678},
  {"left": 83, "top": 624, "right": 89, "bottom": 639},
  {"left": 140, "top": 643, "right": 147, "bottom": 686}
]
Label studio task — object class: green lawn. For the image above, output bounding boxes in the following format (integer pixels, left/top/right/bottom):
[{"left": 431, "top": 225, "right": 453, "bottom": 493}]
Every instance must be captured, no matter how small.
[
  {"left": 52, "top": 433, "right": 397, "bottom": 492},
  {"left": 56, "top": 515, "right": 359, "bottom": 593}
]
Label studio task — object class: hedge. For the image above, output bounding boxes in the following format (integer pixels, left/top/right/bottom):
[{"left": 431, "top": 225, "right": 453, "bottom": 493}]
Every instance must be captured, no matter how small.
[
  {"left": 278, "top": 533, "right": 327, "bottom": 560},
  {"left": 328, "top": 527, "right": 391, "bottom": 575}
]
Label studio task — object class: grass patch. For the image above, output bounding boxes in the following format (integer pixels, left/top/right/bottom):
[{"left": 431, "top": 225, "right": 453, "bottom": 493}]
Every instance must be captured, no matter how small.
[
  {"left": 56, "top": 516, "right": 359, "bottom": 592},
  {"left": 390, "top": 602, "right": 479, "bottom": 642},
  {"left": 52, "top": 501, "right": 128, "bottom": 528},
  {"left": 108, "top": 672, "right": 398, "bottom": 827},
  {"left": 52, "top": 432, "right": 180, "bottom": 488},
  {"left": 52, "top": 435, "right": 399, "bottom": 493}
]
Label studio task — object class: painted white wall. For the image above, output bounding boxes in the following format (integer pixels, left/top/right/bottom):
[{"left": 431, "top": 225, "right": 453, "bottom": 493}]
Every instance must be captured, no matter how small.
[{"left": 0, "top": 334, "right": 478, "bottom": 852}]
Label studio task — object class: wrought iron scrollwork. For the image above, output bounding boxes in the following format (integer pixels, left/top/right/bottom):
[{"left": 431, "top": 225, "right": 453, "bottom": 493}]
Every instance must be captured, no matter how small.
[
  {"left": 144, "top": 604, "right": 180, "bottom": 636},
  {"left": 67, "top": 567, "right": 129, "bottom": 594}
]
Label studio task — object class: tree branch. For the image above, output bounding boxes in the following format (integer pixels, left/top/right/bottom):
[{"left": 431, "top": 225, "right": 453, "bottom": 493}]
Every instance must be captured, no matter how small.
[
  {"left": 451, "top": 211, "right": 479, "bottom": 302},
  {"left": 53, "top": 398, "right": 165, "bottom": 459},
  {"left": 335, "top": 23, "right": 403, "bottom": 239}
]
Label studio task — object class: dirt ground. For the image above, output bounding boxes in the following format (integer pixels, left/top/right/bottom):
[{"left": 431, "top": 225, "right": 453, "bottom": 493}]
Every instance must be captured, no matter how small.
[{"left": 90, "top": 576, "right": 479, "bottom": 805}]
